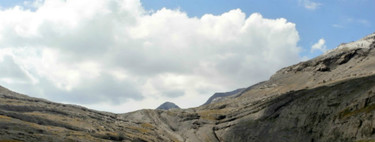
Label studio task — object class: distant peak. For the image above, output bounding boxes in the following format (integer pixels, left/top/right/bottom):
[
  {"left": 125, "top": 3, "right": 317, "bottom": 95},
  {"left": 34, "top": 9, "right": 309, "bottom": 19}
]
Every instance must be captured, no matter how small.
[{"left": 156, "top": 101, "right": 180, "bottom": 110}]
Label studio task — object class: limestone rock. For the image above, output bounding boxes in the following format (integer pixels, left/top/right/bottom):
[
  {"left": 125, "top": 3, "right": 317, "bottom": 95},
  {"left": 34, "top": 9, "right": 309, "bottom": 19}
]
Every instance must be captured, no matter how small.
[{"left": 1, "top": 32, "right": 375, "bottom": 142}]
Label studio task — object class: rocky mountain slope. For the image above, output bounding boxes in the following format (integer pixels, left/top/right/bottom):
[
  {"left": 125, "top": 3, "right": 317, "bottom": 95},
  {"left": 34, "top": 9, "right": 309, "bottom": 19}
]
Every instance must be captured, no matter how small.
[
  {"left": 156, "top": 102, "right": 180, "bottom": 110},
  {"left": 202, "top": 88, "right": 245, "bottom": 106},
  {"left": 0, "top": 32, "right": 375, "bottom": 142}
]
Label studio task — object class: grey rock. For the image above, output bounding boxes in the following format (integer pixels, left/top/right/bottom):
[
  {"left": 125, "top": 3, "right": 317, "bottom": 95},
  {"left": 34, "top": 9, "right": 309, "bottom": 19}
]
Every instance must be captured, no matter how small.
[
  {"left": 202, "top": 88, "right": 245, "bottom": 106},
  {"left": 1, "top": 32, "right": 375, "bottom": 142},
  {"left": 156, "top": 102, "right": 180, "bottom": 110}
]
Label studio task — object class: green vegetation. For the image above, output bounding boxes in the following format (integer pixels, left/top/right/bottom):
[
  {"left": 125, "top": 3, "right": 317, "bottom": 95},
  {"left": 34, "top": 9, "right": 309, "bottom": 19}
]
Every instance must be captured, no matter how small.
[
  {"left": 356, "top": 139, "right": 375, "bottom": 142},
  {"left": 339, "top": 104, "right": 375, "bottom": 119},
  {"left": 0, "top": 115, "right": 11, "bottom": 119},
  {"left": 141, "top": 123, "right": 155, "bottom": 129},
  {"left": 198, "top": 109, "right": 227, "bottom": 120}
]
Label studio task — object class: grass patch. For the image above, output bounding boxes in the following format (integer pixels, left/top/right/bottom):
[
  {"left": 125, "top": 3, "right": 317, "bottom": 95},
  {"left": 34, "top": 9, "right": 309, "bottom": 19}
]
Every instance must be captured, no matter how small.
[
  {"left": 141, "top": 123, "right": 155, "bottom": 129},
  {"left": 0, "top": 115, "right": 12, "bottom": 119},
  {"left": 339, "top": 104, "right": 375, "bottom": 119},
  {"left": 356, "top": 139, "right": 375, "bottom": 142},
  {"left": 198, "top": 109, "right": 228, "bottom": 120}
]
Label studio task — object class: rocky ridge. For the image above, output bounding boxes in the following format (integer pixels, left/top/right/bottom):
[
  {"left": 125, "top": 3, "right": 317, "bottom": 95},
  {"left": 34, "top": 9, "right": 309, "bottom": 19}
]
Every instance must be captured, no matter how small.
[
  {"left": 0, "top": 32, "right": 375, "bottom": 142},
  {"left": 202, "top": 88, "right": 245, "bottom": 106}
]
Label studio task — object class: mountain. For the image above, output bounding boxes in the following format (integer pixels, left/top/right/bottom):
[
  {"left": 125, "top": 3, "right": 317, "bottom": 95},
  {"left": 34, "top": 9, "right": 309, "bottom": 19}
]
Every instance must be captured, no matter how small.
[
  {"left": 156, "top": 102, "right": 180, "bottom": 110},
  {"left": 0, "top": 32, "right": 375, "bottom": 142},
  {"left": 202, "top": 88, "right": 245, "bottom": 106}
]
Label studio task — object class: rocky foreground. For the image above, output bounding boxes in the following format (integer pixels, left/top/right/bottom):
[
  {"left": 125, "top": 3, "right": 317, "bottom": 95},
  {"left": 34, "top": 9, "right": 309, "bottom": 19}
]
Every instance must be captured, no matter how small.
[{"left": 1, "top": 33, "right": 375, "bottom": 142}]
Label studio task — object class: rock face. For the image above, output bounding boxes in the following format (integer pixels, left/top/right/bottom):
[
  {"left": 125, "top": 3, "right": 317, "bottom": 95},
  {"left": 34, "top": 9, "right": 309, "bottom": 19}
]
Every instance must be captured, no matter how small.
[
  {"left": 202, "top": 88, "right": 245, "bottom": 105},
  {"left": 223, "top": 75, "right": 375, "bottom": 142},
  {"left": 1, "top": 32, "right": 375, "bottom": 142},
  {"left": 156, "top": 102, "right": 180, "bottom": 110}
]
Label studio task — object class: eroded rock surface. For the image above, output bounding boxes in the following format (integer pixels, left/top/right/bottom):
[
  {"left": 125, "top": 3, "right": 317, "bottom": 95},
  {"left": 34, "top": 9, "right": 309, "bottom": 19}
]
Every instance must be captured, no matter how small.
[{"left": 1, "top": 33, "right": 375, "bottom": 142}]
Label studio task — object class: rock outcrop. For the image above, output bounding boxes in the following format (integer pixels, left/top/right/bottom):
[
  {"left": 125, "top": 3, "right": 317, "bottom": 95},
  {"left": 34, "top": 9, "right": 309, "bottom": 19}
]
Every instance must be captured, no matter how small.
[{"left": 1, "top": 32, "right": 375, "bottom": 142}]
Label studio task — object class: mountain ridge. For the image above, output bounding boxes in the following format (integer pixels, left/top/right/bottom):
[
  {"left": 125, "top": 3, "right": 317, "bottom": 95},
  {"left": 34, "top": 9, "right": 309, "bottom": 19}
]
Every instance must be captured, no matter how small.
[
  {"left": 0, "top": 32, "right": 375, "bottom": 141},
  {"left": 202, "top": 88, "right": 245, "bottom": 106}
]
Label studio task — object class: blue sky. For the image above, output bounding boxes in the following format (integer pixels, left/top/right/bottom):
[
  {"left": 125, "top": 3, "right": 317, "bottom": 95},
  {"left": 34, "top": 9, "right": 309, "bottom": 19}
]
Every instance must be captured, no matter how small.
[{"left": 0, "top": 0, "right": 373, "bottom": 112}]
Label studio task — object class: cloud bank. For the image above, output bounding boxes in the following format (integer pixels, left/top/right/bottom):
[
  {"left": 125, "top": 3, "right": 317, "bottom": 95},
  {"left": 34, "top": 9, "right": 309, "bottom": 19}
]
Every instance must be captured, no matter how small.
[{"left": 0, "top": 0, "right": 301, "bottom": 112}]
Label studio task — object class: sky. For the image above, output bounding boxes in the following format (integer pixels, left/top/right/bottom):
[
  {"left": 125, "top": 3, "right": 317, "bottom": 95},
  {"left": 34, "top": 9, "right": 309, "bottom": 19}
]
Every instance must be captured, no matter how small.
[{"left": 0, "top": 0, "right": 373, "bottom": 113}]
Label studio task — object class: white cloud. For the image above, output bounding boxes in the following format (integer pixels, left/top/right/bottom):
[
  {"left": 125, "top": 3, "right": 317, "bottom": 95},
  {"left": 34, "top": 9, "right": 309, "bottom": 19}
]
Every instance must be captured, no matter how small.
[
  {"left": 348, "top": 18, "right": 371, "bottom": 27},
  {"left": 0, "top": 0, "right": 302, "bottom": 113},
  {"left": 333, "top": 18, "right": 371, "bottom": 28},
  {"left": 299, "top": 0, "right": 322, "bottom": 10},
  {"left": 332, "top": 24, "right": 344, "bottom": 28},
  {"left": 311, "top": 38, "right": 327, "bottom": 53}
]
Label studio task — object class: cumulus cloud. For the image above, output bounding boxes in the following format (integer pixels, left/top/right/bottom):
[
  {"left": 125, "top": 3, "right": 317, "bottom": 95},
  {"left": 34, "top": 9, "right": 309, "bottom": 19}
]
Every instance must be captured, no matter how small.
[
  {"left": 311, "top": 38, "right": 327, "bottom": 53},
  {"left": 299, "top": 0, "right": 322, "bottom": 10},
  {"left": 0, "top": 0, "right": 301, "bottom": 113}
]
